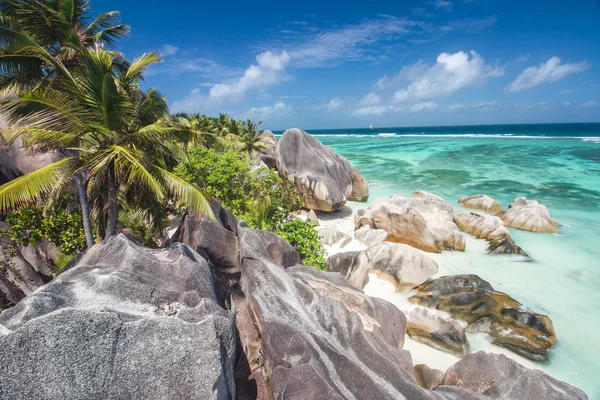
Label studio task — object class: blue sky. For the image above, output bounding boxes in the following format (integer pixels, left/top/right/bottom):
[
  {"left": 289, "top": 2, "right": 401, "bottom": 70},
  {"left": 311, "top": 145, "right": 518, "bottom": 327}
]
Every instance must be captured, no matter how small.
[{"left": 94, "top": 0, "right": 599, "bottom": 129}]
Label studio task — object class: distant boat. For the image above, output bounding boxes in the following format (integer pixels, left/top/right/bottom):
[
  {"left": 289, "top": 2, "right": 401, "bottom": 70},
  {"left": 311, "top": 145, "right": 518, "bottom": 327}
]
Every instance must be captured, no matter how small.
[{"left": 369, "top": 125, "right": 373, "bottom": 129}]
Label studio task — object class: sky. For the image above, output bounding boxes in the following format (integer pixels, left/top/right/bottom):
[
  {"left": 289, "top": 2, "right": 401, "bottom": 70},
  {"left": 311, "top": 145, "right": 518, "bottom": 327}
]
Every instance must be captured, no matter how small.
[{"left": 93, "top": 0, "right": 600, "bottom": 130}]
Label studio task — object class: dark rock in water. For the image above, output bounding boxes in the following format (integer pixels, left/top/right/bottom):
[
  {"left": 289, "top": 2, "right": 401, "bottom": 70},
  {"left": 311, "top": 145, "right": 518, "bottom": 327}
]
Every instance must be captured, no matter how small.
[
  {"left": 409, "top": 274, "right": 556, "bottom": 361},
  {"left": 441, "top": 351, "right": 588, "bottom": 400},
  {"left": 276, "top": 128, "right": 354, "bottom": 211},
  {"left": 407, "top": 307, "right": 469, "bottom": 357},
  {"left": 0, "top": 234, "right": 236, "bottom": 399},
  {"left": 349, "top": 168, "right": 369, "bottom": 202},
  {"left": 414, "top": 364, "right": 445, "bottom": 391},
  {"left": 257, "top": 130, "right": 277, "bottom": 169}
]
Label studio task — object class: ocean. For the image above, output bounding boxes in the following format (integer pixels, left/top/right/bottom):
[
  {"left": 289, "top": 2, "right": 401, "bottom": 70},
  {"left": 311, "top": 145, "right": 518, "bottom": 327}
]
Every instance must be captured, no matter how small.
[{"left": 276, "top": 123, "right": 600, "bottom": 398}]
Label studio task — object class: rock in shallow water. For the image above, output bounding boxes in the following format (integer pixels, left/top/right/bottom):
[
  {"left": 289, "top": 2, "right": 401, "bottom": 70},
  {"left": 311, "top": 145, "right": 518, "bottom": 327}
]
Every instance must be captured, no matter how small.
[
  {"left": 355, "top": 192, "right": 466, "bottom": 253},
  {"left": 497, "top": 197, "right": 561, "bottom": 233},
  {"left": 409, "top": 274, "right": 556, "bottom": 361},
  {"left": 453, "top": 210, "right": 528, "bottom": 256},
  {"left": 442, "top": 351, "right": 587, "bottom": 400},
  {"left": 0, "top": 234, "right": 236, "bottom": 399},
  {"left": 276, "top": 128, "right": 354, "bottom": 211},
  {"left": 458, "top": 194, "right": 502, "bottom": 213}
]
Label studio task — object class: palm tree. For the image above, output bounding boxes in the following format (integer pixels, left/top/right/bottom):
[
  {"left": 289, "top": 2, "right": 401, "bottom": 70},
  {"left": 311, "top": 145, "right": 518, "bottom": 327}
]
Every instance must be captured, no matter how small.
[
  {"left": 0, "top": 0, "right": 129, "bottom": 90},
  {"left": 240, "top": 119, "right": 267, "bottom": 153},
  {"left": 0, "top": 46, "right": 213, "bottom": 242}
]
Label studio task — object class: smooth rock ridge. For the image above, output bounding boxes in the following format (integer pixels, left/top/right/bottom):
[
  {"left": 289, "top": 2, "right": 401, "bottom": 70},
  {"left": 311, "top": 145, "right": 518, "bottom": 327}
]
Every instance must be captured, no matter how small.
[
  {"left": 355, "top": 192, "right": 466, "bottom": 253},
  {"left": 407, "top": 306, "right": 469, "bottom": 357},
  {"left": 458, "top": 194, "right": 502, "bottom": 213},
  {"left": 0, "top": 234, "right": 236, "bottom": 400},
  {"left": 497, "top": 197, "right": 561, "bottom": 233},
  {"left": 453, "top": 210, "right": 527, "bottom": 255},
  {"left": 276, "top": 128, "right": 354, "bottom": 211}
]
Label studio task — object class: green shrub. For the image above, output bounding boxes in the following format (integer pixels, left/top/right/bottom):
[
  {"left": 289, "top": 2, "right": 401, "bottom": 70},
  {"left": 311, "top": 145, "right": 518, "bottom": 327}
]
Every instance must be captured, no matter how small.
[
  {"left": 2, "top": 206, "right": 87, "bottom": 255},
  {"left": 275, "top": 218, "right": 327, "bottom": 271}
]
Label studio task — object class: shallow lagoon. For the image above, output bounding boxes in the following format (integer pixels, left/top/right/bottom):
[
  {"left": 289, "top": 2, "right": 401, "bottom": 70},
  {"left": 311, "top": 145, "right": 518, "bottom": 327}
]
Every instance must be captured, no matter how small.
[{"left": 317, "top": 133, "right": 600, "bottom": 398}]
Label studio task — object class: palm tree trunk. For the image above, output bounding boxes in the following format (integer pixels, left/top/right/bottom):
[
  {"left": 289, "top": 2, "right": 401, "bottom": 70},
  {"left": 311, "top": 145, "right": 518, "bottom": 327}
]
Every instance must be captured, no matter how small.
[
  {"left": 106, "top": 162, "right": 118, "bottom": 237},
  {"left": 75, "top": 171, "right": 94, "bottom": 248}
]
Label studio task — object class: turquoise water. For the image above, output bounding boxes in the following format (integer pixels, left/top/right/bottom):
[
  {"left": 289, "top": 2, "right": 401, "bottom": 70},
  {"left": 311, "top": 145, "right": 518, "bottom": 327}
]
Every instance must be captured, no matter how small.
[{"left": 292, "top": 124, "right": 600, "bottom": 398}]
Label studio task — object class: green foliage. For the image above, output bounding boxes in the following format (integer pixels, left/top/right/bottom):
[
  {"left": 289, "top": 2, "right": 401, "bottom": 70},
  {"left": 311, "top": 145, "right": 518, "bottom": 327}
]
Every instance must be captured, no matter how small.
[
  {"left": 174, "top": 147, "right": 301, "bottom": 223},
  {"left": 275, "top": 219, "right": 327, "bottom": 271},
  {"left": 2, "top": 206, "right": 87, "bottom": 255}
]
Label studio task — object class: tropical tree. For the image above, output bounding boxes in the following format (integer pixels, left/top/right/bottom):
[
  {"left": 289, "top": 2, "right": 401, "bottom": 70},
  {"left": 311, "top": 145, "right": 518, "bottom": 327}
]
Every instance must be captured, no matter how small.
[
  {"left": 0, "top": 0, "right": 129, "bottom": 90},
  {"left": 0, "top": 46, "right": 213, "bottom": 244},
  {"left": 240, "top": 118, "right": 267, "bottom": 153}
]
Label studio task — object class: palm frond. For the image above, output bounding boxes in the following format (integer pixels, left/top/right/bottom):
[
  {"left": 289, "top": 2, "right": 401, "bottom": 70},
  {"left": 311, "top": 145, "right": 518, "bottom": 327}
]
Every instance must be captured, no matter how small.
[
  {"left": 156, "top": 167, "right": 215, "bottom": 219},
  {"left": 0, "top": 157, "right": 77, "bottom": 211}
]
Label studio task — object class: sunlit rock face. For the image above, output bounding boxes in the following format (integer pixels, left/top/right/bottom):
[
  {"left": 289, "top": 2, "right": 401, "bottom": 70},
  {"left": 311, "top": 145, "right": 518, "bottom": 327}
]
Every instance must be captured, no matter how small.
[
  {"left": 355, "top": 192, "right": 466, "bottom": 253},
  {"left": 276, "top": 128, "right": 354, "bottom": 211},
  {"left": 497, "top": 197, "right": 561, "bottom": 233}
]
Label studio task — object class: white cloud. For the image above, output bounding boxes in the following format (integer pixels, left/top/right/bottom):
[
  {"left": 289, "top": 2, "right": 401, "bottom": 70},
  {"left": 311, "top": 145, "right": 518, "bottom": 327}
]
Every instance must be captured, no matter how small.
[
  {"left": 507, "top": 56, "right": 590, "bottom": 92},
  {"left": 159, "top": 44, "right": 179, "bottom": 57},
  {"left": 582, "top": 100, "right": 598, "bottom": 108},
  {"left": 352, "top": 105, "right": 390, "bottom": 117},
  {"left": 246, "top": 101, "right": 290, "bottom": 118},
  {"left": 429, "top": 0, "right": 453, "bottom": 11},
  {"left": 327, "top": 97, "right": 344, "bottom": 111},
  {"left": 383, "top": 51, "right": 502, "bottom": 103},
  {"left": 410, "top": 101, "right": 437, "bottom": 112},
  {"left": 359, "top": 92, "right": 382, "bottom": 107},
  {"left": 171, "top": 51, "right": 290, "bottom": 112}
]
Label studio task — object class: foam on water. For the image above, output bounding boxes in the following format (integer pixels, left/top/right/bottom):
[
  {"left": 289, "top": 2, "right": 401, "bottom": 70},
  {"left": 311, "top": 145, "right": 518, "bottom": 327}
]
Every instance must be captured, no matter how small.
[{"left": 320, "top": 130, "right": 600, "bottom": 398}]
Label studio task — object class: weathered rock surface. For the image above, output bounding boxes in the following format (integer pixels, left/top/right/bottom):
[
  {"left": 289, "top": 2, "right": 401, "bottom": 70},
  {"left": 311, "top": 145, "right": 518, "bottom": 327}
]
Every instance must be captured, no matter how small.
[
  {"left": 354, "top": 225, "right": 388, "bottom": 245},
  {"left": 355, "top": 193, "right": 466, "bottom": 253},
  {"left": 0, "top": 234, "right": 236, "bottom": 399},
  {"left": 349, "top": 168, "right": 369, "bottom": 202},
  {"left": 0, "top": 150, "right": 21, "bottom": 185},
  {"left": 458, "top": 194, "right": 502, "bottom": 213},
  {"left": 414, "top": 364, "right": 445, "bottom": 391},
  {"left": 326, "top": 250, "right": 371, "bottom": 289},
  {"left": 257, "top": 129, "right": 277, "bottom": 169},
  {"left": 497, "top": 197, "right": 561, "bottom": 233},
  {"left": 454, "top": 210, "right": 527, "bottom": 255},
  {"left": 366, "top": 242, "right": 439, "bottom": 291},
  {"left": 442, "top": 352, "right": 587, "bottom": 400},
  {"left": 409, "top": 274, "right": 556, "bottom": 361},
  {"left": 407, "top": 307, "right": 469, "bottom": 357},
  {"left": 276, "top": 128, "right": 354, "bottom": 211},
  {"left": 317, "top": 226, "right": 350, "bottom": 246},
  {"left": 413, "top": 190, "right": 445, "bottom": 203}
]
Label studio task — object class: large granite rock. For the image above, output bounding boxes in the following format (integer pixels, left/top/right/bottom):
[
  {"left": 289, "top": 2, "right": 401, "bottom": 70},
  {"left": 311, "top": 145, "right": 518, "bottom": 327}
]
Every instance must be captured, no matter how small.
[
  {"left": 318, "top": 226, "right": 351, "bottom": 246},
  {"left": 0, "top": 235, "right": 46, "bottom": 309},
  {"left": 497, "top": 197, "right": 561, "bottom": 233},
  {"left": 257, "top": 130, "right": 277, "bottom": 169},
  {"left": 458, "top": 194, "right": 502, "bottom": 213},
  {"left": 355, "top": 193, "right": 466, "bottom": 253},
  {"left": 349, "top": 168, "right": 369, "bottom": 202},
  {"left": 276, "top": 128, "right": 354, "bottom": 211},
  {"left": 453, "top": 210, "right": 527, "bottom": 255},
  {"left": 0, "top": 234, "right": 236, "bottom": 399},
  {"left": 407, "top": 307, "right": 469, "bottom": 357},
  {"left": 441, "top": 352, "right": 587, "bottom": 400},
  {"left": 366, "top": 242, "right": 439, "bottom": 292},
  {"left": 354, "top": 225, "right": 388, "bottom": 245},
  {"left": 0, "top": 150, "right": 21, "bottom": 185},
  {"left": 326, "top": 250, "right": 371, "bottom": 289},
  {"left": 409, "top": 274, "right": 556, "bottom": 361}
]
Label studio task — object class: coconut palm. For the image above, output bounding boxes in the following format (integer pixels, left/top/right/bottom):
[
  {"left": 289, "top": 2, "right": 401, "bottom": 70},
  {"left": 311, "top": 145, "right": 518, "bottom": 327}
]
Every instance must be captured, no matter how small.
[
  {"left": 0, "top": 46, "right": 213, "bottom": 242},
  {"left": 0, "top": 0, "right": 129, "bottom": 90},
  {"left": 239, "top": 119, "right": 266, "bottom": 153}
]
